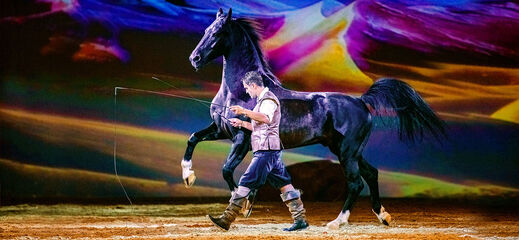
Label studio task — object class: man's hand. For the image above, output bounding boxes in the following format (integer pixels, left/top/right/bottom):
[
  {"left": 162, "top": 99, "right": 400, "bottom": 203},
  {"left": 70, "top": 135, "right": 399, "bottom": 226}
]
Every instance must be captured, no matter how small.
[
  {"left": 230, "top": 105, "right": 246, "bottom": 115},
  {"left": 229, "top": 118, "right": 243, "bottom": 128},
  {"left": 230, "top": 105, "right": 269, "bottom": 126}
]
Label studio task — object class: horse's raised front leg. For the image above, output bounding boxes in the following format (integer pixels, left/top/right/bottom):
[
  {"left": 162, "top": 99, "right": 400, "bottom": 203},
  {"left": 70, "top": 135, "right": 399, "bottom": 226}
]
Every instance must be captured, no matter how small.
[
  {"left": 182, "top": 122, "right": 223, "bottom": 187},
  {"left": 222, "top": 130, "right": 251, "bottom": 191},
  {"left": 359, "top": 156, "right": 391, "bottom": 225}
]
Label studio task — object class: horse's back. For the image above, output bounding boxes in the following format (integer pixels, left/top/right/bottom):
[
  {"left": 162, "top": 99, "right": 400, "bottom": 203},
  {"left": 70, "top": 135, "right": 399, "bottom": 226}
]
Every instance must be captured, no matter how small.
[{"left": 276, "top": 90, "right": 370, "bottom": 148}]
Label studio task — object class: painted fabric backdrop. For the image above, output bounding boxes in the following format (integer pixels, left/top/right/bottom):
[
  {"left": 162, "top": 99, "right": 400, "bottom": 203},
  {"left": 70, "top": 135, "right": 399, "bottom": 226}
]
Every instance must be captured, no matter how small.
[{"left": 1, "top": 0, "right": 518, "bottom": 200}]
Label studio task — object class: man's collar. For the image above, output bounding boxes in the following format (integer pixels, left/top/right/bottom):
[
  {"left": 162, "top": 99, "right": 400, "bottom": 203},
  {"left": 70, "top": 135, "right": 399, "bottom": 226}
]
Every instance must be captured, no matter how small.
[{"left": 258, "top": 87, "right": 269, "bottom": 99}]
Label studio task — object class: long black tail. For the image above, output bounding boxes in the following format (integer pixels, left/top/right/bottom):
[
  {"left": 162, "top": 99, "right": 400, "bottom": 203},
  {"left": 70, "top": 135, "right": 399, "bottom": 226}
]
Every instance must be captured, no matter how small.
[{"left": 361, "top": 78, "right": 447, "bottom": 143}]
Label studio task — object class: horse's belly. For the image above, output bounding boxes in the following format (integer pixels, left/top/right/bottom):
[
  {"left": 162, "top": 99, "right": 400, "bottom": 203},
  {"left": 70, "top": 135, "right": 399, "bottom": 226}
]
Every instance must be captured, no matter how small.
[
  {"left": 278, "top": 97, "right": 328, "bottom": 148},
  {"left": 279, "top": 120, "right": 325, "bottom": 149}
]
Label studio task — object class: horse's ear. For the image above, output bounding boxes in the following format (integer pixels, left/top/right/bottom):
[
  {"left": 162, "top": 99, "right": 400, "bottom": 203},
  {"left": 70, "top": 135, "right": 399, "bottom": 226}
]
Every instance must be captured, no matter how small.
[
  {"left": 217, "top": 8, "right": 224, "bottom": 18},
  {"left": 226, "top": 8, "right": 232, "bottom": 21}
]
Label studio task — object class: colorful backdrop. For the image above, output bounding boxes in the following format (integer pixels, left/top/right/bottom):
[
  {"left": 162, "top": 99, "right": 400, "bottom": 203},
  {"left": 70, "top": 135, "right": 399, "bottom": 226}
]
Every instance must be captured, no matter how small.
[{"left": 1, "top": 0, "right": 519, "bottom": 201}]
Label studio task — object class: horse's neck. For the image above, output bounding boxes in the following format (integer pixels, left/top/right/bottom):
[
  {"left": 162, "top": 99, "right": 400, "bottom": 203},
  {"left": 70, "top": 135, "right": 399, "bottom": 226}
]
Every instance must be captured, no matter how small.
[
  {"left": 223, "top": 38, "right": 282, "bottom": 90},
  {"left": 217, "top": 57, "right": 252, "bottom": 105},
  {"left": 218, "top": 37, "right": 263, "bottom": 102},
  {"left": 222, "top": 53, "right": 258, "bottom": 91},
  {"left": 217, "top": 25, "right": 289, "bottom": 107}
]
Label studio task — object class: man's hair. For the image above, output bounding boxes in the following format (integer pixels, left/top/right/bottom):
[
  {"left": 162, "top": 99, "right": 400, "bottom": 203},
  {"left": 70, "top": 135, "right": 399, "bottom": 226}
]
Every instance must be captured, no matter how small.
[{"left": 242, "top": 71, "right": 264, "bottom": 87}]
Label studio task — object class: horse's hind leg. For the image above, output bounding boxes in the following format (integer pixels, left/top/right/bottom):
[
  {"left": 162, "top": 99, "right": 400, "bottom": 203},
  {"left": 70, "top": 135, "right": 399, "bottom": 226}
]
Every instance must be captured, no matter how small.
[
  {"left": 222, "top": 130, "right": 251, "bottom": 191},
  {"left": 326, "top": 137, "right": 364, "bottom": 229},
  {"left": 359, "top": 157, "right": 391, "bottom": 225},
  {"left": 358, "top": 157, "right": 381, "bottom": 212}
]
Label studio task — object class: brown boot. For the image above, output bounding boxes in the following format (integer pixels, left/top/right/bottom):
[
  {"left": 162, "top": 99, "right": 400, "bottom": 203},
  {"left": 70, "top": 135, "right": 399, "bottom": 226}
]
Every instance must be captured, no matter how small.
[
  {"left": 281, "top": 190, "right": 309, "bottom": 231},
  {"left": 207, "top": 193, "right": 246, "bottom": 231}
]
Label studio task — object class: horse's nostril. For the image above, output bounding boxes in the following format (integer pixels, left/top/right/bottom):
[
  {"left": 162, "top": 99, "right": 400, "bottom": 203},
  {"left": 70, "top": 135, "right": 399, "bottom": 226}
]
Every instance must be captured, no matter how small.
[{"left": 193, "top": 55, "right": 201, "bottom": 62}]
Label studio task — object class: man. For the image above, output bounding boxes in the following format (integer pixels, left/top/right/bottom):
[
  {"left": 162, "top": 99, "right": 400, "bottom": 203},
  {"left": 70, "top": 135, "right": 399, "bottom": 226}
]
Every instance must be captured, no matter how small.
[{"left": 207, "top": 71, "right": 309, "bottom": 232}]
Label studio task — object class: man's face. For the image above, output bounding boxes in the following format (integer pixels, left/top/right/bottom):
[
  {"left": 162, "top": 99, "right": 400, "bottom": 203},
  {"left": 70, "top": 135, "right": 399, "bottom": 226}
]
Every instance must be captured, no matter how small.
[{"left": 243, "top": 82, "right": 258, "bottom": 98}]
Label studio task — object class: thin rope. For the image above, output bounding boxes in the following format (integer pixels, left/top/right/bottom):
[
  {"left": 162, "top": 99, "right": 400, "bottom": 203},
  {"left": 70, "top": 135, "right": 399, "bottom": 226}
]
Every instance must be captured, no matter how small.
[
  {"left": 152, "top": 77, "right": 208, "bottom": 108},
  {"left": 150, "top": 76, "right": 231, "bottom": 121},
  {"left": 113, "top": 87, "right": 133, "bottom": 205},
  {"left": 151, "top": 76, "right": 210, "bottom": 107}
]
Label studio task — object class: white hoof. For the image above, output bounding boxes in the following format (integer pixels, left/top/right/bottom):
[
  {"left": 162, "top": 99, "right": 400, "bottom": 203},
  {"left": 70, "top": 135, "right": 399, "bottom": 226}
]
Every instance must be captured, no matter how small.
[
  {"left": 373, "top": 206, "right": 392, "bottom": 226},
  {"left": 181, "top": 159, "right": 196, "bottom": 188},
  {"left": 326, "top": 210, "right": 349, "bottom": 230},
  {"left": 326, "top": 219, "right": 344, "bottom": 230}
]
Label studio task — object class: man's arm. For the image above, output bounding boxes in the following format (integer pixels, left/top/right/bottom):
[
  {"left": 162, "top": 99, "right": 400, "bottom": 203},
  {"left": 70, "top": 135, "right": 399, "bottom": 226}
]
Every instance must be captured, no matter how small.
[
  {"left": 229, "top": 104, "right": 272, "bottom": 124},
  {"left": 229, "top": 99, "right": 277, "bottom": 129}
]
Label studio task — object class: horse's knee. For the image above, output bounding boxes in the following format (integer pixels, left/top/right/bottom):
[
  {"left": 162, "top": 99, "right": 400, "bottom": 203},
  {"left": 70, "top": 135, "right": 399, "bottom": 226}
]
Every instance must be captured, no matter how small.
[
  {"left": 187, "top": 133, "right": 199, "bottom": 147},
  {"left": 222, "top": 167, "right": 231, "bottom": 176},
  {"left": 222, "top": 167, "right": 237, "bottom": 190},
  {"left": 222, "top": 168, "right": 234, "bottom": 181}
]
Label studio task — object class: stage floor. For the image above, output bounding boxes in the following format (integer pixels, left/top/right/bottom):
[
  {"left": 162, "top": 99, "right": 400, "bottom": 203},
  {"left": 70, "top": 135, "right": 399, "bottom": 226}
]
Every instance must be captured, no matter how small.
[{"left": 1, "top": 198, "right": 518, "bottom": 239}]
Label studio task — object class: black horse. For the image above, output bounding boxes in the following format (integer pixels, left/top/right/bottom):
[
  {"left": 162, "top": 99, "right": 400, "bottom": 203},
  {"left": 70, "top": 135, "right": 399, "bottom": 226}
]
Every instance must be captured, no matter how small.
[{"left": 183, "top": 8, "right": 446, "bottom": 228}]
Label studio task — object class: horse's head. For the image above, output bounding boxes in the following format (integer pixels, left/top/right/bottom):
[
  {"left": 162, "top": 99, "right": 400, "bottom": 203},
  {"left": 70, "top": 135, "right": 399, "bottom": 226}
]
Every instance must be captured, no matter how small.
[{"left": 189, "top": 8, "right": 233, "bottom": 71}]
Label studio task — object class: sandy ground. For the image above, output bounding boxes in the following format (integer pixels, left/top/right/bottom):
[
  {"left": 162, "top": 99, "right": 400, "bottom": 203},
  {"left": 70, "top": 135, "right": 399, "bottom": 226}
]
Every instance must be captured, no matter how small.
[{"left": 1, "top": 198, "right": 518, "bottom": 240}]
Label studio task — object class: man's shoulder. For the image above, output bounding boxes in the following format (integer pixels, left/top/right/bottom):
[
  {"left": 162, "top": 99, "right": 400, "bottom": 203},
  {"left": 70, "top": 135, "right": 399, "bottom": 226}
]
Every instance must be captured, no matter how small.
[
  {"left": 264, "top": 90, "right": 279, "bottom": 100},
  {"left": 262, "top": 91, "right": 280, "bottom": 105}
]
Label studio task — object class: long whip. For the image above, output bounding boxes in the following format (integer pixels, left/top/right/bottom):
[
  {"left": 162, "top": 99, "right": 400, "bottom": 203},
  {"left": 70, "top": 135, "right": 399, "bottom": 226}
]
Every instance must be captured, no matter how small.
[{"left": 113, "top": 76, "right": 232, "bottom": 204}]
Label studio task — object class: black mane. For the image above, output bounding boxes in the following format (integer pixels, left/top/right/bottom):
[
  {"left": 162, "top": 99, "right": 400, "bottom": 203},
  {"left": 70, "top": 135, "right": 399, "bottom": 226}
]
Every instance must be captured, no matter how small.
[{"left": 233, "top": 18, "right": 281, "bottom": 87}]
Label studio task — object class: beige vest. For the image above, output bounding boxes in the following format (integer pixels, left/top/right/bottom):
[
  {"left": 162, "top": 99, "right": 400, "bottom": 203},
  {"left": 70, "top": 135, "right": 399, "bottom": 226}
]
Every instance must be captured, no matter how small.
[{"left": 251, "top": 90, "right": 282, "bottom": 152}]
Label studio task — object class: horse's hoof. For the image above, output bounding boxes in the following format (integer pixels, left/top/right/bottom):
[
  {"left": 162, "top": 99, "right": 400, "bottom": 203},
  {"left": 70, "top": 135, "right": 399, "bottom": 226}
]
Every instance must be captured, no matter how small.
[
  {"left": 241, "top": 190, "right": 256, "bottom": 218},
  {"left": 326, "top": 219, "right": 346, "bottom": 230},
  {"left": 373, "top": 206, "right": 391, "bottom": 226},
  {"left": 183, "top": 172, "right": 196, "bottom": 188},
  {"left": 181, "top": 159, "right": 196, "bottom": 188}
]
